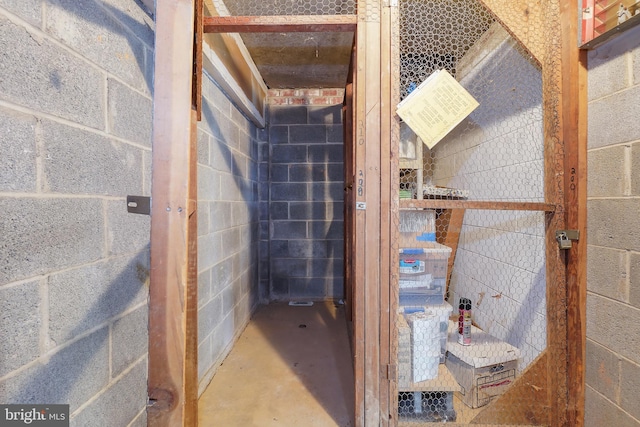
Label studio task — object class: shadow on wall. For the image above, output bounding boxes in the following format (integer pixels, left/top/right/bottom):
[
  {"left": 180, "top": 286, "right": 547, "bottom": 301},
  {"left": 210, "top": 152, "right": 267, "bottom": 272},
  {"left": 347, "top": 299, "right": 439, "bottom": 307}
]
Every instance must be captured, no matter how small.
[{"left": 0, "top": 251, "right": 149, "bottom": 420}]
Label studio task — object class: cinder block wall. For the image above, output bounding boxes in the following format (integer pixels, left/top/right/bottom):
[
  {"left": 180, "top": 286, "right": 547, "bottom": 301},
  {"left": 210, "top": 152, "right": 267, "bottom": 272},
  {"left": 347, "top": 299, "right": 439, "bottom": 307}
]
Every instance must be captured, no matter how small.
[
  {"left": 585, "top": 25, "right": 640, "bottom": 426},
  {"left": 263, "top": 90, "right": 345, "bottom": 301},
  {"left": 0, "top": 1, "right": 153, "bottom": 425},
  {"left": 196, "top": 73, "right": 260, "bottom": 392},
  {"left": 432, "top": 24, "right": 546, "bottom": 370}
]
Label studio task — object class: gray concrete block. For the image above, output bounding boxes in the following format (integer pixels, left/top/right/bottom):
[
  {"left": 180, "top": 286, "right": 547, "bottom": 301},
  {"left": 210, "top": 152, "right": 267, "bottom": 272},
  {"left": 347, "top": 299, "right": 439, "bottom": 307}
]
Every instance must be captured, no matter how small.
[
  {"left": 288, "top": 240, "right": 327, "bottom": 258},
  {"left": 259, "top": 142, "right": 269, "bottom": 162},
  {"left": 289, "top": 125, "right": 326, "bottom": 143},
  {"left": 308, "top": 145, "right": 343, "bottom": 163},
  {"left": 632, "top": 142, "right": 640, "bottom": 196},
  {"left": 0, "top": 280, "right": 41, "bottom": 377},
  {"left": 587, "top": 245, "right": 628, "bottom": 302},
  {"left": 221, "top": 228, "right": 241, "bottom": 255},
  {"left": 270, "top": 240, "right": 288, "bottom": 257},
  {"left": 101, "top": 0, "right": 155, "bottom": 48},
  {"left": 198, "top": 232, "right": 222, "bottom": 271},
  {"left": 271, "top": 221, "right": 306, "bottom": 239},
  {"left": 327, "top": 124, "right": 344, "bottom": 143},
  {"left": 0, "top": 0, "right": 43, "bottom": 26},
  {"left": 0, "top": 17, "right": 104, "bottom": 128},
  {"left": 198, "top": 269, "right": 211, "bottom": 307},
  {"left": 328, "top": 277, "right": 345, "bottom": 299},
  {"left": 308, "top": 105, "right": 342, "bottom": 124},
  {"left": 269, "top": 125, "right": 289, "bottom": 143},
  {"left": 259, "top": 163, "right": 269, "bottom": 181},
  {"left": 259, "top": 181, "right": 270, "bottom": 201},
  {"left": 111, "top": 305, "right": 147, "bottom": 377},
  {"left": 71, "top": 358, "right": 146, "bottom": 427},
  {"left": 310, "top": 220, "right": 344, "bottom": 239},
  {"left": 106, "top": 200, "right": 150, "bottom": 256},
  {"left": 107, "top": 78, "right": 152, "bottom": 146},
  {"left": 271, "top": 183, "right": 307, "bottom": 201},
  {"left": 0, "top": 327, "right": 109, "bottom": 409},
  {"left": 588, "top": 145, "right": 627, "bottom": 197},
  {"left": 272, "top": 258, "right": 307, "bottom": 278},
  {"left": 46, "top": 0, "right": 149, "bottom": 92},
  {"left": 271, "top": 145, "right": 307, "bottom": 163},
  {"left": 270, "top": 164, "right": 288, "bottom": 182},
  {"left": 310, "top": 258, "right": 343, "bottom": 277},
  {"left": 310, "top": 182, "right": 344, "bottom": 201},
  {"left": 588, "top": 199, "right": 640, "bottom": 251},
  {"left": 587, "top": 293, "right": 640, "bottom": 365},
  {"left": 621, "top": 359, "right": 640, "bottom": 421},
  {"left": 269, "top": 202, "right": 288, "bottom": 220},
  {"left": 202, "top": 77, "right": 231, "bottom": 119},
  {"left": 290, "top": 202, "right": 326, "bottom": 220},
  {"left": 210, "top": 201, "right": 232, "bottom": 232},
  {"left": 127, "top": 408, "right": 147, "bottom": 427},
  {"left": 211, "top": 258, "right": 233, "bottom": 297},
  {"left": 198, "top": 201, "right": 210, "bottom": 237},
  {"left": 0, "top": 197, "right": 104, "bottom": 286},
  {"left": 586, "top": 339, "right": 620, "bottom": 399},
  {"left": 198, "top": 165, "right": 221, "bottom": 201},
  {"left": 290, "top": 164, "right": 327, "bottom": 182},
  {"left": 211, "top": 312, "right": 235, "bottom": 362},
  {"left": 630, "top": 252, "right": 640, "bottom": 310},
  {"left": 269, "top": 106, "right": 307, "bottom": 124},
  {"left": 587, "top": 47, "right": 630, "bottom": 101},
  {"left": 256, "top": 126, "right": 268, "bottom": 142},
  {"left": 49, "top": 253, "right": 149, "bottom": 344},
  {"left": 289, "top": 278, "right": 327, "bottom": 299},
  {"left": 327, "top": 201, "right": 344, "bottom": 220},
  {"left": 42, "top": 121, "right": 143, "bottom": 196},
  {"left": 260, "top": 221, "right": 269, "bottom": 240},
  {"left": 210, "top": 138, "right": 233, "bottom": 173},
  {"left": 0, "top": 107, "right": 37, "bottom": 192},
  {"left": 585, "top": 386, "right": 640, "bottom": 427},
  {"left": 221, "top": 283, "right": 235, "bottom": 316},
  {"left": 143, "top": 149, "right": 151, "bottom": 195},
  {"left": 588, "top": 85, "right": 640, "bottom": 149},
  {"left": 327, "top": 240, "right": 344, "bottom": 258},
  {"left": 199, "top": 295, "right": 223, "bottom": 342},
  {"left": 327, "top": 164, "right": 344, "bottom": 182},
  {"left": 198, "top": 332, "right": 213, "bottom": 380}
]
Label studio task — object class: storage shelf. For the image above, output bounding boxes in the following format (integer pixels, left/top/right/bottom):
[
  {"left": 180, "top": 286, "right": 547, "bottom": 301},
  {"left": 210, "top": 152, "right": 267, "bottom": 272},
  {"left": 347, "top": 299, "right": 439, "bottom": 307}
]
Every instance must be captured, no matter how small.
[{"left": 398, "top": 363, "right": 462, "bottom": 393}]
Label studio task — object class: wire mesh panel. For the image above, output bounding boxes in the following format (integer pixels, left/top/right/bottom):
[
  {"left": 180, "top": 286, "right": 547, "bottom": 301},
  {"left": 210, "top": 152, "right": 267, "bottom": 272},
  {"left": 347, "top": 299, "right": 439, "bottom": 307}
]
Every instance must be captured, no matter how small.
[
  {"left": 214, "top": 0, "right": 357, "bottom": 15},
  {"left": 394, "top": 0, "right": 563, "bottom": 424}
]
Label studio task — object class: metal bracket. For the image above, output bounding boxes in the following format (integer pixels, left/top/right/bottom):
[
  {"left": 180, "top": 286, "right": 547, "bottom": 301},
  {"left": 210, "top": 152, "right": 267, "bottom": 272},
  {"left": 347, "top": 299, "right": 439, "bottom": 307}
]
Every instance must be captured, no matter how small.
[
  {"left": 556, "top": 230, "right": 579, "bottom": 250},
  {"left": 127, "top": 195, "right": 151, "bottom": 215},
  {"left": 356, "top": 202, "right": 366, "bottom": 210}
]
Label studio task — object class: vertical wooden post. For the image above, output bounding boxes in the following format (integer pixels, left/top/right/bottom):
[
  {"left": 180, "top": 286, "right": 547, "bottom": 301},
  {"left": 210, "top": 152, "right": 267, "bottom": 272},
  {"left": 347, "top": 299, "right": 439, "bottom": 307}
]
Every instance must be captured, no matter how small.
[
  {"left": 561, "top": 0, "right": 588, "bottom": 425},
  {"left": 148, "top": 0, "right": 199, "bottom": 425}
]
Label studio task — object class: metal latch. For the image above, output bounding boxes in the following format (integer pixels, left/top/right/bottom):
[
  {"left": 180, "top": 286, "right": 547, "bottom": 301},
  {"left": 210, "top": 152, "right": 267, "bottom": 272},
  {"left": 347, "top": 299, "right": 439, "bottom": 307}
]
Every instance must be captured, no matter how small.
[
  {"left": 556, "top": 230, "right": 579, "bottom": 250},
  {"left": 127, "top": 195, "right": 151, "bottom": 215},
  {"left": 356, "top": 202, "right": 366, "bottom": 210}
]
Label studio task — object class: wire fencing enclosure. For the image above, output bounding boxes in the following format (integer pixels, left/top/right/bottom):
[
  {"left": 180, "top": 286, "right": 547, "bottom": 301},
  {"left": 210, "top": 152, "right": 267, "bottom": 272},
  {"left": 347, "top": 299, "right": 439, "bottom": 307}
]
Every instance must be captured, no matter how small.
[{"left": 394, "top": 0, "right": 559, "bottom": 424}]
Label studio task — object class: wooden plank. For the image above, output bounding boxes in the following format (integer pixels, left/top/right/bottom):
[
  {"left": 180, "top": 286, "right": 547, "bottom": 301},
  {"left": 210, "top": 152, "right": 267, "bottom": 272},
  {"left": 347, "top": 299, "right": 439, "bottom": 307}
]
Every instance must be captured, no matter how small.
[
  {"left": 379, "top": 2, "right": 393, "bottom": 425},
  {"left": 470, "top": 351, "right": 549, "bottom": 425},
  {"left": 192, "top": 0, "right": 203, "bottom": 119},
  {"left": 204, "top": 15, "right": 357, "bottom": 33},
  {"left": 344, "top": 77, "right": 355, "bottom": 326},
  {"left": 148, "top": 0, "right": 197, "bottom": 425},
  {"left": 400, "top": 199, "right": 556, "bottom": 212},
  {"left": 184, "top": 108, "right": 199, "bottom": 427},
  {"left": 442, "top": 209, "right": 465, "bottom": 297},
  {"left": 562, "top": 0, "right": 588, "bottom": 425},
  {"left": 476, "top": 0, "right": 545, "bottom": 64}
]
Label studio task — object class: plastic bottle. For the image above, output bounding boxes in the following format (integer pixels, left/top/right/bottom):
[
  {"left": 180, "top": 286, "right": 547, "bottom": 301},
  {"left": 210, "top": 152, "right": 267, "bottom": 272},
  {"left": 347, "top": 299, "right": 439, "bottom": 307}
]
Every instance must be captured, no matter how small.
[{"left": 458, "top": 297, "right": 472, "bottom": 345}]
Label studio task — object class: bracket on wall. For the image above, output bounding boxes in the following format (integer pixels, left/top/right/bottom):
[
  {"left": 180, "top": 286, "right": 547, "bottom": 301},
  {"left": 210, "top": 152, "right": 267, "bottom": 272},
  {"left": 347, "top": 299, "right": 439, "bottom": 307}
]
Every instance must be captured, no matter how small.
[
  {"left": 556, "top": 229, "right": 579, "bottom": 250},
  {"left": 127, "top": 195, "right": 151, "bottom": 215}
]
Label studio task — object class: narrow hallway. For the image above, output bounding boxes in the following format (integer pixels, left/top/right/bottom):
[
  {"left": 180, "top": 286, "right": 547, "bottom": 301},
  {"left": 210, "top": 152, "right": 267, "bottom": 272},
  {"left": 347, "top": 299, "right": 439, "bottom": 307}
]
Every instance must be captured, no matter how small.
[{"left": 198, "top": 301, "right": 355, "bottom": 426}]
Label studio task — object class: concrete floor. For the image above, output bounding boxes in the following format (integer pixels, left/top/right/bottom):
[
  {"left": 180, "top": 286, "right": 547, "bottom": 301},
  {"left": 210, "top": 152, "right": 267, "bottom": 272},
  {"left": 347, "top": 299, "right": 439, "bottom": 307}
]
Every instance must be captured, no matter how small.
[{"left": 198, "top": 301, "right": 355, "bottom": 427}]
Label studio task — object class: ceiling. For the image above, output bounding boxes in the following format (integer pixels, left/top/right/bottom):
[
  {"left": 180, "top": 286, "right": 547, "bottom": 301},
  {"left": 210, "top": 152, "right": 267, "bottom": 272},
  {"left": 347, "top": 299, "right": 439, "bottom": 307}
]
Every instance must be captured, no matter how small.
[{"left": 213, "top": 0, "right": 356, "bottom": 89}]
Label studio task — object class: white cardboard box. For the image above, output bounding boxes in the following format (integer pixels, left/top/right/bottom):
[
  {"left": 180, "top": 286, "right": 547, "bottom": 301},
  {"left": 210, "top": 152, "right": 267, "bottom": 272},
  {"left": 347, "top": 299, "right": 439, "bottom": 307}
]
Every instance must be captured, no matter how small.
[{"left": 445, "top": 322, "right": 520, "bottom": 408}]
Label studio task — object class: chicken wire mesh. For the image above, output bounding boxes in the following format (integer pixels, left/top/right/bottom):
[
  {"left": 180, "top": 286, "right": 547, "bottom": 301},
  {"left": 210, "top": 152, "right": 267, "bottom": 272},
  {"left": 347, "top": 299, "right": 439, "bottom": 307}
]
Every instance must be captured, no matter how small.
[
  {"left": 393, "top": 0, "right": 565, "bottom": 424},
  {"left": 210, "top": 0, "right": 357, "bottom": 16}
]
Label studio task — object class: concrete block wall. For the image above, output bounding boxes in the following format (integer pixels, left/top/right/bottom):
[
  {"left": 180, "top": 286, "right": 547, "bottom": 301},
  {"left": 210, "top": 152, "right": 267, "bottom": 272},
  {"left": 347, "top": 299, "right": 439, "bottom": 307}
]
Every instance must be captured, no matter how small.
[
  {"left": 263, "top": 90, "right": 345, "bottom": 301},
  {"left": 585, "top": 25, "right": 640, "bottom": 427},
  {"left": 196, "top": 73, "right": 260, "bottom": 392},
  {"left": 0, "top": 1, "right": 153, "bottom": 425},
  {"left": 432, "top": 24, "right": 546, "bottom": 370}
]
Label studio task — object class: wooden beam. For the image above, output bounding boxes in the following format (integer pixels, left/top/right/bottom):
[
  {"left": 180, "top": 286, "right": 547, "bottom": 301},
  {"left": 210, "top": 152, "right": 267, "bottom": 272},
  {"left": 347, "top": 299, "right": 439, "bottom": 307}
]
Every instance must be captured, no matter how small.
[
  {"left": 477, "top": 0, "right": 545, "bottom": 64},
  {"left": 439, "top": 208, "right": 465, "bottom": 298},
  {"left": 562, "top": 0, "right": 588, "bottom": 424},
  {"left": 400, "top": 199, "right": 556, "bottom": 212},
  {"left": 148, "top": 0, "right": 198, "bottom": 425},
  {"left": 192, "top": 0, "right": 203, "bottom": 120},
  {"left": 204, "top": 15, "right": 357, "bottom": 33}
]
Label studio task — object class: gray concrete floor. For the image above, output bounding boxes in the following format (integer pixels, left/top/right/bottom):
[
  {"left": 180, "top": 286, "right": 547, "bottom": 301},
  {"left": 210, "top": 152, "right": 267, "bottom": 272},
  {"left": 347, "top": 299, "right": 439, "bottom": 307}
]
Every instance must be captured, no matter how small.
[{"left": 198, "top": 301, "right": 355, "bottom": 427}]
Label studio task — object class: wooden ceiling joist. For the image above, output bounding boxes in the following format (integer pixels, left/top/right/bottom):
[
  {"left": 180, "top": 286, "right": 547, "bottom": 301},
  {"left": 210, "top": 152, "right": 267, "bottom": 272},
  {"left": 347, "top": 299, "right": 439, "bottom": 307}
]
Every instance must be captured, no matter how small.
[{"left": 203, "top": 14, "right": 357, "bottom": 33}]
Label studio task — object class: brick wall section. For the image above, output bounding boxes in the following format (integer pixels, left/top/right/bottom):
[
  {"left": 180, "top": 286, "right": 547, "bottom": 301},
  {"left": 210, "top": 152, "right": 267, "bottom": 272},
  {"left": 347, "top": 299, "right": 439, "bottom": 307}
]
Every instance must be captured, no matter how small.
[
  {"left": 432, "top": 25, "right": 546, "bottom": 370},
  {"left": 585, "top": 25, "right": 640, "bottom": 427},
  {"left": 0, "top": 1, "right": 153, "bottom": 425},
  {"left": 196, "top": 75, "right": 260, "bottom": 392},
  {"left": 263, "top": 91, "right": 345, "bottom": 301}
]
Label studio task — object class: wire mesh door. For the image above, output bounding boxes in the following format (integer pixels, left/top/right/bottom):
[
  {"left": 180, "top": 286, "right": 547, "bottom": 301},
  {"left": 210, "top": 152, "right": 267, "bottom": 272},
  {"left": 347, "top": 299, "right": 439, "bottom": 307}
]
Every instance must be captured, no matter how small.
[{"left": 392, "top": 0, "right": 567, "bottom": 425}]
